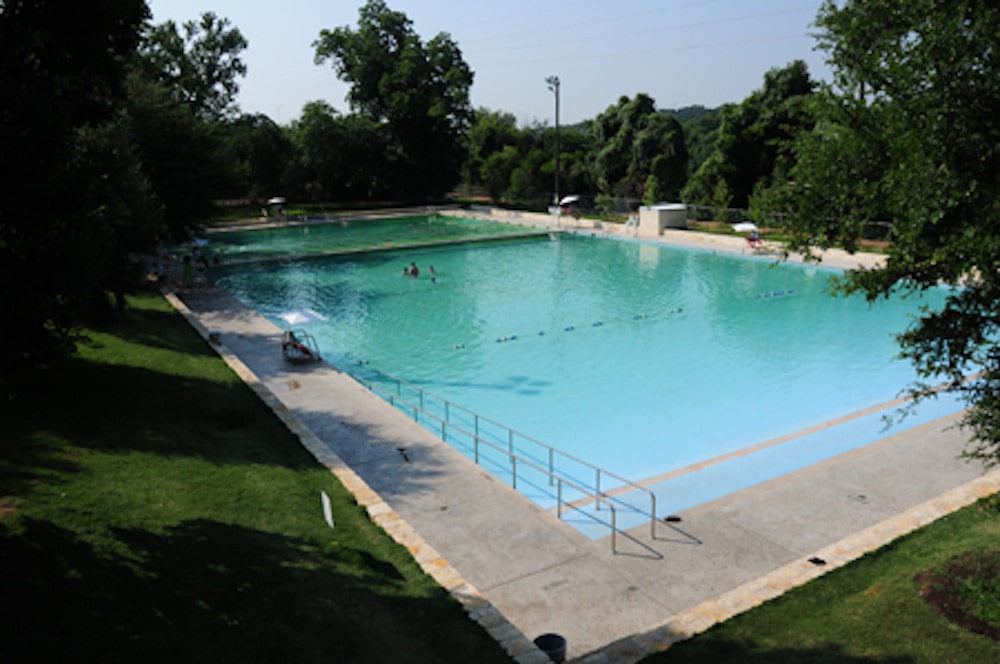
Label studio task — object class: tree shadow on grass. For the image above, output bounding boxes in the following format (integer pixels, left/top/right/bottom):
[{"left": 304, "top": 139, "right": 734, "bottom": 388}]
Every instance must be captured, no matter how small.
[
  {"left": 0, "top": 517, "right": 508, "bottom": 664},
  {"left": 1, "top": 351, "right": 319, "bottom": 489},
  {"left": 84, "top": 303, "right": 223, "bottom": 357},
  {"left": 644, "top": 638, "right": 916, "bottom": 663}
]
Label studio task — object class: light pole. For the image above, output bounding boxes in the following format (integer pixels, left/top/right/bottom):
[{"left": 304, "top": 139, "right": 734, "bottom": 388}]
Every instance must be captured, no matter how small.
[{"left": 546, "top": 75, "right": 560, "bottom": 205}]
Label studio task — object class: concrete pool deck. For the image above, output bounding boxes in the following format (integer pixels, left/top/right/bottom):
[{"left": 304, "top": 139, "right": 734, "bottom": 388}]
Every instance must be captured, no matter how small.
[{"left": 169, "top": 215, "right": 1000, "bottom": 662}]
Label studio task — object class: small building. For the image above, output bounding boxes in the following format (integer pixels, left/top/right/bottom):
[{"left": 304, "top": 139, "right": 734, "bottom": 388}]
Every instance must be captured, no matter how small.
[{"left": 638, "top": 203, "right": 687, "bottom": 235}]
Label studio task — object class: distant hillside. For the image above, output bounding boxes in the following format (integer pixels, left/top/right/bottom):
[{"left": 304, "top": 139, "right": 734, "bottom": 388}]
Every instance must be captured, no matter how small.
[
  {"left": 660, "top": 106, "right": 724, "bottom": 175},
  {"left": 661, "top": 105, "right": 720, "bottom": 121}
]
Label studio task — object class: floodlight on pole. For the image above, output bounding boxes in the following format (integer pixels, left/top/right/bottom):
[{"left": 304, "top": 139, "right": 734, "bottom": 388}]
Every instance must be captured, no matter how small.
[{"left": 545, "top": 75, "right": 560, "bottom": 205}]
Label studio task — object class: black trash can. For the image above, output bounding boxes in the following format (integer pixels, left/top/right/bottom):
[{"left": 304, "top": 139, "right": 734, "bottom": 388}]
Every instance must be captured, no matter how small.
[{"left": 533, "top": 633, "right": 567, "bottom": 663}]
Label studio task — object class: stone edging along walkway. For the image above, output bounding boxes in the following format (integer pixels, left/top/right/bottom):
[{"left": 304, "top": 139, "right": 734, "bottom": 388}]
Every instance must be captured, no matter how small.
[
  {"left": 590, "top": 468, "right": 1000, "bottom": 662},
  {"left": 163, "top": 291, "right": 552, "bottom": 664}
]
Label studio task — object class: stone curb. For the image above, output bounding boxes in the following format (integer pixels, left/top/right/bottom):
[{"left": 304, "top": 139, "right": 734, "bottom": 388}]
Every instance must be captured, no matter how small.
[{"left": 581, "top": 468, "right": 1000, "bottom": 661}]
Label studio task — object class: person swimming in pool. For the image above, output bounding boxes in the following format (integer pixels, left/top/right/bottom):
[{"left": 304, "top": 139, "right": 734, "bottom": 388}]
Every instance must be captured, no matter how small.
[{"left": 409, "top": 262, "right": 419, "bottom": 277}]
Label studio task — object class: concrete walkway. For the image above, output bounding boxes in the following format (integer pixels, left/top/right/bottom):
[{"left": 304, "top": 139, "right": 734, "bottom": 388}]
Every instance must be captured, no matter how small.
[{"left": 168, "top": 217, "right": 1000, "bottom": 662}]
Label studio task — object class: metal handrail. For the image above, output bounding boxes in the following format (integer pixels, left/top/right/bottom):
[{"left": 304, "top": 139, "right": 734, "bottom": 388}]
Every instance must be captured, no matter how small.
[
  {"left": 352, "top": 366, "right": 658, "bottom": 545},
  {"left": 361, "top": 378, "right": 635, "bottom": 551}
]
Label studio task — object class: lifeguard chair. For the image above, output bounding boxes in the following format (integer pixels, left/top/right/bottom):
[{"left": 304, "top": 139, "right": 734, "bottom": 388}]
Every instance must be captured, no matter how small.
[{"left": 282, "top": 329, "right": 321, "bottom": 362}]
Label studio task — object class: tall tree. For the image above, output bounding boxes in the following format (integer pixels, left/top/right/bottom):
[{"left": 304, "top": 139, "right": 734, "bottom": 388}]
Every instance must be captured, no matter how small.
[
  {"left": 635, "top": 113, "right": 688, "bottom": 202},
  {"left": 684, "top": 61, "right": 815, "bottom": 209},
  {"left": 137, "top": 11, "right": 248, "bottom": 120},
  {"left": 676, "top": 107, "right": 723, "bottom": 176},
  {"left": 0, "top": 0, "right": 154, "bottom": 376},
  {"left": 591, "top": 94, "right": 688, "bottom": 201},
  {"left": 222, "top": 113, "right": 295, "bottom": 202},
  {"left": 556, "top": 125, "right": 597, "bottom": 200},
  {"left": 313, "top": 0, "right": 474, "bottom": 198},
  {"left": 751, "top": 0, "right": 1000, "bottom": 465},
  {"left": 125, "top": 71, "right": 223, "bottom": 239},
  {"left": 465, "top": 108, "right": 520, "bottom": 193},
  {"left": 285, "top": 100, "right": 386, "bottom": 202},
  {"left": 130, "top": 11, "right": 249, "bottom": 236}
]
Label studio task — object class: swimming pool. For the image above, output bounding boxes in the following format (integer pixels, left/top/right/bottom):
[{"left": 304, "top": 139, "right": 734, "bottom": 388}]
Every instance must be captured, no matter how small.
[
  {"left": 202, "top": 214, "right": 543, "bottom": 263},
  {"left": 214, "top": 228, "right": 960, "bottom": 535}
]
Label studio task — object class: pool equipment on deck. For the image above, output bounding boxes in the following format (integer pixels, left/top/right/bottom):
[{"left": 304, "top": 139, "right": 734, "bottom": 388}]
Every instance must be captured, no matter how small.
[{"left": 282, "top": 329, "right": 321, "bottom": 362}]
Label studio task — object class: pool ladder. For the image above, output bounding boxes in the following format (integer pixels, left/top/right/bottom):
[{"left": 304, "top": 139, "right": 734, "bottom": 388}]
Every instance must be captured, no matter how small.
[{"left": 352, "top": 367, "right": 658, "bottom": 553}]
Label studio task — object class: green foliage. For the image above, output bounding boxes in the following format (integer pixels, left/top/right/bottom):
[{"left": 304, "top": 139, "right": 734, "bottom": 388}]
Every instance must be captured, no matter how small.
[
  {"left": 751, "top": 0, "right": 1000, "bottom": 464},
  {"left": 560, "top": 125, "right": 598, "bottom": 197},
  {"left": 684, "top": 61, "right": 815, "bottom": 209},
  {"left": 0, "top": 0, "right": 153, "bottom": 376},
  {"left": 298, "top": 102, "right": 387, "bottom": 201},
  {"left": 464, "top": 112, "right": 593, "bottom": 208},
  {"left": 482, "top": 145, "right": 521, "bottom": 202},
  {"left": 465, "top": 108, "right": 521, "bottom": 196},
  {"left": 221, "top": 113, "right": 295, "bottom": 201},
  {"left": 507, "top": 148, "right": 549, "bottom": 202},
  {"left": 593, "top": 94, "right": 655, "bottom": 193},
  {"left": 313, "top": 0, "right": 474, "bottom": 197},
  {"left": 592, "top": 94, "right": 688, "bottom": 200},
  {"left": 129, "top": 10, "right": 250, "bottom": 233},
  {"left": 594, "top": 193, "right": 614, "bottom": 217},
  {"left": 675, "top": 107, "right": 722, "bottom": 177},
  {"left": 137, "top": 11, "right": 248, "bottom": 121},
  {"left": 666, "top": 105, "right": 716, "bottom": 122},
  {"left": 70, "top": 117, "right": 164, "bottom": 311},
  {"left": 642, "top": 174, "right": 662, "bottom": 206},
  {"left": 284, "top": 101, "right": 386, "bottom": 202},
  {"left": 125, "top": 72, "right": 225, "bottom": 239}
]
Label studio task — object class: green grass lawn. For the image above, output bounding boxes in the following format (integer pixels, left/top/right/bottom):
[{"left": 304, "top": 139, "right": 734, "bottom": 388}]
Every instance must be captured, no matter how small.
[
  {"left": 646, "top": 495, "right": 1000, "bottom": 663},
  {"left": 0, "top": 292, "right": 508, "bottom": 663}
]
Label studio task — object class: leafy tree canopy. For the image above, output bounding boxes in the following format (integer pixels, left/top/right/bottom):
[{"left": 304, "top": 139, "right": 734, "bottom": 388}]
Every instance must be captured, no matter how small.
[
  {"left": 125, "top": 71, "right": 223, "bottom": 238},
  {"left": 0, "top": 0, "right": 155, "bottom": 376},
  {"left": 128, "top": 11, "right": 250, "bottom": 236},
  {"left": 285, "top": 101, "right": 386, "bottom": 202},
  {"left": 675, "top": 107, "right": 723, "bottom": 175},
  {"left": 466, "top": 108, "right": 521, "bottom": 191},
  {"left": 221, "top": 113, "right": 295, "bottom": 202},
  {"left": 137, "top": 11, "right": 248, "bottom": 120},
  {"left": 751, "top": 0, "right": 1000, "bottom": 465},
  {"left": 591, "top": 94, "right": 688, "bottom": 201},
  {"left": 313, "top": 0, "right": 474, "bottom": 197},
  {"left": 684, "top": 60, "right": 815, "bottom": 209}
]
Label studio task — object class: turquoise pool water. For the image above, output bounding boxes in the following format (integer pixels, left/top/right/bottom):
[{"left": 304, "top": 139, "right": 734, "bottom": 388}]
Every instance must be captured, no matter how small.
[
  {"left": 202, "top": 214, "right": 540, "bottom": 263},
  {"left": 214, "top": 231, "right": 959, "bottom": 532}
]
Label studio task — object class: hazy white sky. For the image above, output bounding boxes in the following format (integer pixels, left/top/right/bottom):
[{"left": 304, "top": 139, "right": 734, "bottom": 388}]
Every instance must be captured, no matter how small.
[{"left": 149, "top": 0, "right": 833, "bottom": 126}]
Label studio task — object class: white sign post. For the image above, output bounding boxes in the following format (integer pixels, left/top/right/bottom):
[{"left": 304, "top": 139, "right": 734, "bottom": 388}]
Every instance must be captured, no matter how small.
[{"left": 321, "top": 490, "right": 334, "bottom": 529}]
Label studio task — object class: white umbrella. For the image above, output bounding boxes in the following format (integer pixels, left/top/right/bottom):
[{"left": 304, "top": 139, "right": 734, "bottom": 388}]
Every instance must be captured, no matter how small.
[
  {"left": 280, "top": 308, "right": 327, "bottom": 325},
  {"left": 558, "top": 195, "right": 580, "bottom": 206},
  {"left": 267, "top": 196, "right": 286, "bottom": 205},
  {"left": 732, "top": 221, "right": 758, "bottom": 233}
]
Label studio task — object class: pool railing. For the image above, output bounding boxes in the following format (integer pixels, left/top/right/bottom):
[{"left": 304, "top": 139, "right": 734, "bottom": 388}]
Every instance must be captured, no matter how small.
[{"left": 352, "top": 366, "right": 658, "bottom": 549}]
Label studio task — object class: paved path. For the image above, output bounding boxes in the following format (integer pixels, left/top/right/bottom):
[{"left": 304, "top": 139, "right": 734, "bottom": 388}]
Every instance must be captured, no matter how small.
[{"left": 168, "top": 218, "right": 1000, "bottom": 662}]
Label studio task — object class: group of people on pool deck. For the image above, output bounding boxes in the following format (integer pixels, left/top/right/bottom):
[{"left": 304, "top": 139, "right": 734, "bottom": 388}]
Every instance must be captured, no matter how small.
[{"left": 402, "top": 262, "right": 435, "bottom": 280}]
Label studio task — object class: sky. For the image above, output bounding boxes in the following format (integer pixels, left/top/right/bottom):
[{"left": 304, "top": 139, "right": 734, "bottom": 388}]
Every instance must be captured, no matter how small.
[{"left": 148, "top": 0, "right": 834, "bottom": 126}]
